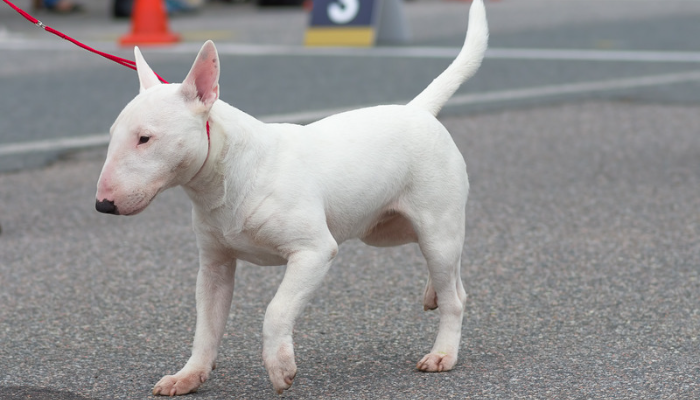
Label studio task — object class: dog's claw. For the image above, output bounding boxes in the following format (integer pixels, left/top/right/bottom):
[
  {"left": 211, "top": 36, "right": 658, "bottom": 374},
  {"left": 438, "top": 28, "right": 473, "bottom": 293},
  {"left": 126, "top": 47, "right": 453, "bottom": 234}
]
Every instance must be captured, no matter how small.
[
  {"left": 274, "top": 372, "right": 296, "bottom": 394},
  {"left": 270, "top": 369, "right": 296, "bottom": 394},
  {"left": 152, "top": 370, "right": 207, "bottom": 396},
  {"left": 264, "top": 341, "right": 297, "bottom": 394},
  {"left": 416, "top": 352, "right": 456, "bottom": 372}
]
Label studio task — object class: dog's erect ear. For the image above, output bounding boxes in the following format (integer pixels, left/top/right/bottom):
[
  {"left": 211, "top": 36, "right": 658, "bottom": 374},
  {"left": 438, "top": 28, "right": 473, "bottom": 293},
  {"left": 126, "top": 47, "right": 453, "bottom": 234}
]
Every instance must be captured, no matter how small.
[
  {"left": 180, "top": 40, "right": 220, "bottom": 109},
  {"left": 134, "top": 46, "right": 162, "bottom": 93}
]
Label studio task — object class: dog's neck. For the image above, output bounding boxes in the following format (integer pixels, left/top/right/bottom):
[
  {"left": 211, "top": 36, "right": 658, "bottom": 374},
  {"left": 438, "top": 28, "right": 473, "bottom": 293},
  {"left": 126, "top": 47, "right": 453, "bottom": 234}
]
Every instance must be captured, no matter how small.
[
  {"left": 182, "top": 100, "right": 273, "bottom": 212},
  {"left": 185, "top": 120, "right": 212, "bottom": 185}
]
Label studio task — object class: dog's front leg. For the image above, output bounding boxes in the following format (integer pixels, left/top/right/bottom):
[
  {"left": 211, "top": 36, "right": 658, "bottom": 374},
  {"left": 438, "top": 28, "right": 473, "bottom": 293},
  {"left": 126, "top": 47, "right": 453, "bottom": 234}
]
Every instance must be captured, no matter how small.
[
  {"left": 262, "top": 241, "right": 338, "bottom": 394},
  {"left": 153, "top": 253, "right": 236, "bottom": 396}
]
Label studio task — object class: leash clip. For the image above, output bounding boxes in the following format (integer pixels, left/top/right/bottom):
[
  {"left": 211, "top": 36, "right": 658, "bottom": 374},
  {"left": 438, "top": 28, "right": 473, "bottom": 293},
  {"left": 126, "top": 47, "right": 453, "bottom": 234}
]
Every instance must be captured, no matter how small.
[{"left": 35, "top": 20, "right": 45, "bottom": 29}]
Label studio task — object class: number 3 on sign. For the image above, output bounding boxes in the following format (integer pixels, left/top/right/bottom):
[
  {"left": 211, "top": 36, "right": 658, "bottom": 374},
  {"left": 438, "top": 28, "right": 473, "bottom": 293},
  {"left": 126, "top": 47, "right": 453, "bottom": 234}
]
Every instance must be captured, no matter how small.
[
  {"left": 328, "top": 0, "right": 360, "bottom": 24},
  {"left": 305, "top": 0, "right": 378, "bottom": 46}
]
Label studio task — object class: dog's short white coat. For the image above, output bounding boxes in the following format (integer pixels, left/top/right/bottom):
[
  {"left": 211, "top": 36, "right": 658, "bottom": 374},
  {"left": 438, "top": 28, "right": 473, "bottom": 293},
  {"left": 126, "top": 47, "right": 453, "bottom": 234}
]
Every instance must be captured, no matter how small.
[{"left": 96, "top": 0, "right": 487, "bottom": 395}]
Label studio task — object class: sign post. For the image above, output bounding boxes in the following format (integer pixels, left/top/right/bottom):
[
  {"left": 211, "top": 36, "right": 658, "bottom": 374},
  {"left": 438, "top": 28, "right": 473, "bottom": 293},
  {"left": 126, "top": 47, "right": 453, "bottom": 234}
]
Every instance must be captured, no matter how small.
[{"left": 305, "top": 0, "right": 410, "bottom": 47}]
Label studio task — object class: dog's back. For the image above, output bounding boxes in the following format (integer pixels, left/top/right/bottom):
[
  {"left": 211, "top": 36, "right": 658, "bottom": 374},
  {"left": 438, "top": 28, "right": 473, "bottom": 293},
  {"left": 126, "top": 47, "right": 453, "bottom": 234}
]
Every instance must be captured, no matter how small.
[{"left": 266, "top": 104, "right": 467, "bottom": 243}]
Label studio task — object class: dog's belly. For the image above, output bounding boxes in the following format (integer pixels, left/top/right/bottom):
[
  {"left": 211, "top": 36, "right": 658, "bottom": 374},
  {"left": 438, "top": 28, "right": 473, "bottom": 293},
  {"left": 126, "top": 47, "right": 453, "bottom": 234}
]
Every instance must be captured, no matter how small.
[{"left": 359, "top": 210, "right": 418, "bottom": 247}]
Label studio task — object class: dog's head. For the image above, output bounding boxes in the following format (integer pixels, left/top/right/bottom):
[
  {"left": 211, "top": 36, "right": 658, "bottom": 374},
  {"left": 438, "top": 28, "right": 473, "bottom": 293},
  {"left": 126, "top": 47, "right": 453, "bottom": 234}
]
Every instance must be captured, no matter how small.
[{"left": 95, "top": 41, "right": 220, "bottom": 215}]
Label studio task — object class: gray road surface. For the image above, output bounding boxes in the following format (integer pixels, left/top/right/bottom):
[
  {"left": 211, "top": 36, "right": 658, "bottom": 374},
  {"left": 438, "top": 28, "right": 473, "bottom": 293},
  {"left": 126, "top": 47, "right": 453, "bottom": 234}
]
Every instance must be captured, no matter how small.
[{"left": 1, "top": 1, "right": 700, "bottom": 399}]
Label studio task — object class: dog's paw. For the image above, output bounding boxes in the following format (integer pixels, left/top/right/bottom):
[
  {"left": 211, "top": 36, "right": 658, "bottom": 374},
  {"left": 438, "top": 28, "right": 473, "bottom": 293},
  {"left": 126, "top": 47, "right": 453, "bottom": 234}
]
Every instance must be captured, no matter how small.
[
  {"left": 269, "top": 367, "right": 297, "bottom": 395},
  {"left": 416, "top": 352, "right": 457, "bottom": 372},
  {"left": 152, "top": 369, "right": 208, "bottom": 396},
  {"left": 264, "top": 342, "right": 297, "bottom": 394}
]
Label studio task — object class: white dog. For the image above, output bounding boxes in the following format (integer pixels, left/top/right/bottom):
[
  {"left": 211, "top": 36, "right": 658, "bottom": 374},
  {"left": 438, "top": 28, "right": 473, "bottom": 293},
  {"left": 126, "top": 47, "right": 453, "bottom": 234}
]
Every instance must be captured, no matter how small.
[{"left": 95, "top": 0, "right": 487, "bottom": 395}]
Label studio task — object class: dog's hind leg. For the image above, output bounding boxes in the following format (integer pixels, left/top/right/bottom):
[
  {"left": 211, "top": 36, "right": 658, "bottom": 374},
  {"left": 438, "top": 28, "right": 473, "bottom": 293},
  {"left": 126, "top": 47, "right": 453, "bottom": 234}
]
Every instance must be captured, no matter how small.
[
  {"left": 424, "top": 259, "right": 468, "bottom": 311},
  {"left": 413, "top": 211, "right": 466, "bottom": 373}
]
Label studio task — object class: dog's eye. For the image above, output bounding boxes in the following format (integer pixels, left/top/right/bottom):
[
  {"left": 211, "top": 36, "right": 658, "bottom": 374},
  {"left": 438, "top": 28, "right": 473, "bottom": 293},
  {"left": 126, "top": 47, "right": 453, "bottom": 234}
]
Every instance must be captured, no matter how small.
[{"left": 138, "top": 136, "right": 150, "bottom": 145}]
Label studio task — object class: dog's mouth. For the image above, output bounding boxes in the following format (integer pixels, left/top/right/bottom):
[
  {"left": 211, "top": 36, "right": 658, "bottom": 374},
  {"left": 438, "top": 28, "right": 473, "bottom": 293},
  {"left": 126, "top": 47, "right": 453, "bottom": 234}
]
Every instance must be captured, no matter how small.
[
  {"left": 122, "top": 204, "right": 148, "bottom": 216},
  {"left": 124, "top": 190, "right": 162, "bottom": 216}
]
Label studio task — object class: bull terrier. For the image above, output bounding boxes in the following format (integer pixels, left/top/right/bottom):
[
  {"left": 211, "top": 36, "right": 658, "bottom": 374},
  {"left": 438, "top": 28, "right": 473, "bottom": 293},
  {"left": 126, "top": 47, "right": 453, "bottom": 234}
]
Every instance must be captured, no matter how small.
[{"left": 95, "top": 0, "right": 487, "bottom": 395}]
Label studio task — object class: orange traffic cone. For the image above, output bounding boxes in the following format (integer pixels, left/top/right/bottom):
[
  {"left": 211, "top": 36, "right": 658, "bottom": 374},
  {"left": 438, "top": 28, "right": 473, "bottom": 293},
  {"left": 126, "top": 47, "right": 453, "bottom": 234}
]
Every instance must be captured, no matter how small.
[{"left": 119, "top": 0, "right": 180, "bottom": 46}]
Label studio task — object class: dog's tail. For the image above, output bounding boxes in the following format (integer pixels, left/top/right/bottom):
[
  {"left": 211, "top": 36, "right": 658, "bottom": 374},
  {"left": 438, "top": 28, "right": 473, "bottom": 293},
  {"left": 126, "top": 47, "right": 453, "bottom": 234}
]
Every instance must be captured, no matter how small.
[{"left": 407, "top": 0, "right": 488, "bottom": 117}]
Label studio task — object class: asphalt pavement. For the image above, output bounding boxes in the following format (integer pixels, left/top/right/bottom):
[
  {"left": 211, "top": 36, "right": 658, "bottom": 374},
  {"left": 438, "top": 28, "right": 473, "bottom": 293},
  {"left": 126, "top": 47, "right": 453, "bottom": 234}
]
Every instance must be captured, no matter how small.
[{"left": 1, "top": 1, "right": 700, "bottom": 399}]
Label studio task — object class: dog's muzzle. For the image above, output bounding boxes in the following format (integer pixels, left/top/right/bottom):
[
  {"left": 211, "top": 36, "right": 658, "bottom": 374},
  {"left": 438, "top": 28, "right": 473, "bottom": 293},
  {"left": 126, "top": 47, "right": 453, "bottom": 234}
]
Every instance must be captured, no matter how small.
[{"left": 95, "top": 199, "right": 119, "bottom": 215}]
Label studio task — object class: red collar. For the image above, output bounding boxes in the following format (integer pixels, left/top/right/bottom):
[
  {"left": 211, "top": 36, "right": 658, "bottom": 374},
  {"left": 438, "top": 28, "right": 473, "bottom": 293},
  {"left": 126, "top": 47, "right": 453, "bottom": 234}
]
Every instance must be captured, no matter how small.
[{"left": 206, "top": 120, "right": 210, "bottom": 140}]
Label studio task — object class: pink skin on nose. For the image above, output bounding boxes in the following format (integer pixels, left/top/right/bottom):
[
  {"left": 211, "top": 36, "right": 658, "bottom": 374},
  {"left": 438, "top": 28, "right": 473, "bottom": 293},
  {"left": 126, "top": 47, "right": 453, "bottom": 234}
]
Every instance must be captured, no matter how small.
[{"left": 96, "top": 164, "right": 116, "bottom": 202}]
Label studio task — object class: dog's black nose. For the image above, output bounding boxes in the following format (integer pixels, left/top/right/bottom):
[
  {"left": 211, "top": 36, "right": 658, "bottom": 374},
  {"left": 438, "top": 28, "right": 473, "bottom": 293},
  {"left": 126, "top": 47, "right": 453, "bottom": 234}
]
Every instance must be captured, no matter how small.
[{"left": 95, "top": 199, "right": 119, "bottom": 215}]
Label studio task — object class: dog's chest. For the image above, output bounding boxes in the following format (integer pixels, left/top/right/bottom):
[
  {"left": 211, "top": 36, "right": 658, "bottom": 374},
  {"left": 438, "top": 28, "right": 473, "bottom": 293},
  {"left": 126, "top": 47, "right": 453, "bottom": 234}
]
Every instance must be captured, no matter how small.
[
  {"left": 224, "top": 232, "right": 286, "bottom": 266},
  {"left": 194, "top": 208, "right": 287, "bottom": 266}
]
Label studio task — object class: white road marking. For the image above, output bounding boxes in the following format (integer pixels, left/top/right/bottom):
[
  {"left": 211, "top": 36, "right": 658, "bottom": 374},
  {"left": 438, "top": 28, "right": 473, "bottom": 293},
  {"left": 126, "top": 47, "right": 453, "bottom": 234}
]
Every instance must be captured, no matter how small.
[
  {"left": 486, "top": 48, "right": 700, "bottom": 63},
  {"left": 447, "top": 69, "right": 700, "bottom": 107},
  {"left": 0, "top": 133, "right": 109, "bottom": 156},
  {"left": 2, "top": 69, "right": 700, "bottom": 157},
  {"left": 2, "top": 39, "right": 700, "bottom": 63}
]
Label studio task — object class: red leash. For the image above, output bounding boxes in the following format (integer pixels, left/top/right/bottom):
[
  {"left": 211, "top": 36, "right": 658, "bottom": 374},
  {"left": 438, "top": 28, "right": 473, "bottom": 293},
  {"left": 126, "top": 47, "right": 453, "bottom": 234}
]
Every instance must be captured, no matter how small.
[
  {"left": 2, "top": 0, "right": 213, "bottom": 137},
  {"left": 2, "top": 0, "right": 211, "bottom": 140},
  {"left": 2, "top": 0, "right": 169, "bottom": 84}
]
